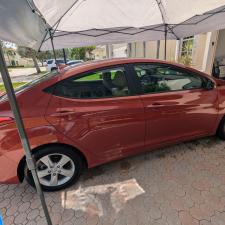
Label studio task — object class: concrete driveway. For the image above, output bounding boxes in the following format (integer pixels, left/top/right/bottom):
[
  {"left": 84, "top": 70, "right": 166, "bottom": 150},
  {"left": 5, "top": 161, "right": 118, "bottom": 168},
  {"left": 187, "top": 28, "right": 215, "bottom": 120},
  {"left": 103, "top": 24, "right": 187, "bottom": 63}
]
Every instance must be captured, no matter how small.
[{"left": 1, "top": 137, "right": 225, "bottom": 225}]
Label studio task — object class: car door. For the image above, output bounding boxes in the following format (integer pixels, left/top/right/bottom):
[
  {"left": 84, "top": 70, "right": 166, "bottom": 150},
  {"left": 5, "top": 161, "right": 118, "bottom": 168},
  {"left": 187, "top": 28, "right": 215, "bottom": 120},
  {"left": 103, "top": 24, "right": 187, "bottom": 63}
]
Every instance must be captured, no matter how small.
[
  {"left": 45, "top": 65, "right": 145, "bottom": 163},
  {"left": 131, "top": 63, "right": 218, "bottom": 149}
]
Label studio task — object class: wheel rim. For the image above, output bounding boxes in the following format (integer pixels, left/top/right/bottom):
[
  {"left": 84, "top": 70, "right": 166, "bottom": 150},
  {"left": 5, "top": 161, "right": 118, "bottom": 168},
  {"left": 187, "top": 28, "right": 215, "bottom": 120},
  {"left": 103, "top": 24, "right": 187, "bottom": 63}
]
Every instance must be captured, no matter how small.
[{"left": 36, "top": 153, "right": 75, "bottom": 187}]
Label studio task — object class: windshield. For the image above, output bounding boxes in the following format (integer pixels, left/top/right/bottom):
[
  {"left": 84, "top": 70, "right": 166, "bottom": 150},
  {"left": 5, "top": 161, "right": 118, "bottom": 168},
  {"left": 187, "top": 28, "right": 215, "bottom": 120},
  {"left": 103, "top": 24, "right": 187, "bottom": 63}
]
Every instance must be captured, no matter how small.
[
  {"left": 0, "top": 70, "right": 59, "bottom": 101},
  {"left": 47, "top": 60, "right": 53, "bottom": 64}
]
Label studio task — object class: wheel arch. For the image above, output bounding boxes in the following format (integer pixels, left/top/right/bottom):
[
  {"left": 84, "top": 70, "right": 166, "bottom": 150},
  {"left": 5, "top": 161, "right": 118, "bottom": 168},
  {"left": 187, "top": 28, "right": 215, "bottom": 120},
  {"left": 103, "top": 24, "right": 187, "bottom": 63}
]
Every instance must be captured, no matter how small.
[{"left": 17, "top": 142, "right": 88, "bottom": 182}]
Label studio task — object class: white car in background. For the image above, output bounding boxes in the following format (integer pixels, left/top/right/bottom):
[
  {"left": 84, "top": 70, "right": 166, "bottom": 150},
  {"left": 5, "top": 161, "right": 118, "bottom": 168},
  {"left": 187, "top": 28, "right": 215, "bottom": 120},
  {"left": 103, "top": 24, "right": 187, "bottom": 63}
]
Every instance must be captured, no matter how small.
[
  {"left": 46, "top": 59, "right": 83, "bottom": 71},
  {"left": 66, "top": 60, "right": 83, "bottom": 66},
  {"left": 46, "top": 59, "right": 65, "bottom": 72}
]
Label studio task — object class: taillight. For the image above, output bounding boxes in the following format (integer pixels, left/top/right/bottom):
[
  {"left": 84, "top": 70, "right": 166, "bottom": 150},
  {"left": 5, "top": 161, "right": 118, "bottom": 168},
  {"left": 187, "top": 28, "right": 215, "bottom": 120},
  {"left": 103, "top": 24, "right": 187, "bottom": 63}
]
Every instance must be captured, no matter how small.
[{"left": 0, "top": 117, "right": 14, "bottom": 125}]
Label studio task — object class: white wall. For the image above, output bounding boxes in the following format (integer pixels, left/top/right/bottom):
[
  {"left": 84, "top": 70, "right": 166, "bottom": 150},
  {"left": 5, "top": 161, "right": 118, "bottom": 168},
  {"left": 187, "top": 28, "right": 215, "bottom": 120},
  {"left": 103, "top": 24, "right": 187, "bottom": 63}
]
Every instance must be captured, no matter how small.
[{"left": 215, "top": 29, "right": 225, "bottom": 59}]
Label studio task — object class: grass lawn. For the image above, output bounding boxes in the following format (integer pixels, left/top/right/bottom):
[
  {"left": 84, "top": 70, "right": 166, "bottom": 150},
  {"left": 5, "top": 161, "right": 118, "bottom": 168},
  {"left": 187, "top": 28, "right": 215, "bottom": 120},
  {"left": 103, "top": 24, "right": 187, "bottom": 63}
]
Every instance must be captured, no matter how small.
[
  {"left": 0, "top": 82, "right": 27, "bottom": 92},
  {"left": 38, "top": 71, "right": 47, "bottom": 75},
  {"left": 77, "top": 70, "right": 119, "bottom": 81}
]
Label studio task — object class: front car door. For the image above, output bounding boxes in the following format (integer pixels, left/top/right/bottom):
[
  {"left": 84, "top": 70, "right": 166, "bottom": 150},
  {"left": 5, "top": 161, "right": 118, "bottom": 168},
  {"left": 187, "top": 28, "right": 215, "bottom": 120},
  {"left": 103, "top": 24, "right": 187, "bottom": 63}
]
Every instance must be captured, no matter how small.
[
  {"left": 131, "top": 63, "right": 218, "bottom": 149},
  {"left": 45, "top": 65, "right": 145, "bottom": 166}
]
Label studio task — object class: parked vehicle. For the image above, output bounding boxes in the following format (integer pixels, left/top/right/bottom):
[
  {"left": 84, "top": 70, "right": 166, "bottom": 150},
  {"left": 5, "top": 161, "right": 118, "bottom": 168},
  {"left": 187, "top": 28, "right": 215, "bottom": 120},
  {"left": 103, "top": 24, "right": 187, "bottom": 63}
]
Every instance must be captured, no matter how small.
[
  {"left": 43, "top": 61, "right": 47, "bottom": 67},
  {"left": 66, "top": 60, "right": 83, "bottom": 66},
  {"left": 46, "top": 59, "right": 65, "bottom": 72},
  {"left": 1, "top": 58, "right": 225, "bottom": 191}
]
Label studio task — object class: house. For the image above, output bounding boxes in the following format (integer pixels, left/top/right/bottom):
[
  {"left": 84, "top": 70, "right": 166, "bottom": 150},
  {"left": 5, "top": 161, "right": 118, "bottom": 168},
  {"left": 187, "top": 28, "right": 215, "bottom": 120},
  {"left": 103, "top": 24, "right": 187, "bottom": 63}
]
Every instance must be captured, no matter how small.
[
  {"left": 3, "top": 47, "right": 33, "bottom": 67},
  {"left": 92, "top": 44, "right": 128, "bottom": 59},
  {"left": 92, "top": 29, "right": 225, "bottom": 78},
  {"left": 129, "top": 29, "right": 225, "bottom": 78}
]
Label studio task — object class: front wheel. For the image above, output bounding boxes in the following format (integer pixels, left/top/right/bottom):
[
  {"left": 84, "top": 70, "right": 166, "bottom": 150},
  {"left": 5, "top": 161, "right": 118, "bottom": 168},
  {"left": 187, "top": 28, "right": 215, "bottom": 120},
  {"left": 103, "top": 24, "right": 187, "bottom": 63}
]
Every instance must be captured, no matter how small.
[{"left": 25, "top": 146, "right": 84, "bottom": 191}]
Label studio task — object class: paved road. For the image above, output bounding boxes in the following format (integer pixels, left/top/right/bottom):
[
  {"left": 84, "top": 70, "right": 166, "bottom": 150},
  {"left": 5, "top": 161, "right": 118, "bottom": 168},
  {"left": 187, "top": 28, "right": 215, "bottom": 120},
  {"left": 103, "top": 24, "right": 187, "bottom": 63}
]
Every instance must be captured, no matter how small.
[
  {"left": 0, "top": 67, "right": 47, "bottom": 83},
  {"left": 1, "top": 137, "right": 225, "bottom": 225}
]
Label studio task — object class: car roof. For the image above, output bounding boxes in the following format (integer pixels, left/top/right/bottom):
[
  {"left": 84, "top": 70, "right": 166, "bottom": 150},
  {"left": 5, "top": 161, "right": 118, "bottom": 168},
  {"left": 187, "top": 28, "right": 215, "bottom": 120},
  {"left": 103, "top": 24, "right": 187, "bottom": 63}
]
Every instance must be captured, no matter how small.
[{"left": 61, "top": 58, "right": 204, "bottom": 80}]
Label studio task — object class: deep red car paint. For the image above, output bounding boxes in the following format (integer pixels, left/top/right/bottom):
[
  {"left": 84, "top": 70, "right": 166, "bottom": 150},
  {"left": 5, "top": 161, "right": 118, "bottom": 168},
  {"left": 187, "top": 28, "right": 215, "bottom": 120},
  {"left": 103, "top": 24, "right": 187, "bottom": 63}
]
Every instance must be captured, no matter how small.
[{"left": 0, "top": 58, "right": 224, "bottom": 184}]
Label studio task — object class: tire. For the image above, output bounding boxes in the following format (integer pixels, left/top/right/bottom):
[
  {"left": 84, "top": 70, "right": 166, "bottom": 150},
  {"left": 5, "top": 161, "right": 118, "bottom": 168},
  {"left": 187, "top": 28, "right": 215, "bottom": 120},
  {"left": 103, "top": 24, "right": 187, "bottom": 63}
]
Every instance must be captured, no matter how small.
[
  {"left": 24, "top": 146, "right": 84, "bottom": 191},
  {"left": 217, "top": 117, "right": 225, "bottom": 140}
]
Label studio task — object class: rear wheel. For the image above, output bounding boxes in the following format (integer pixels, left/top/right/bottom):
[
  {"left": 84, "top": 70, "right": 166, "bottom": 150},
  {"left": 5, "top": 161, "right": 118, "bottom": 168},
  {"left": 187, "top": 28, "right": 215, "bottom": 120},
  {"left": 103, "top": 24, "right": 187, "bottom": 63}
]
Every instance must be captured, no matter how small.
[
  {"left": 25, "top": 146, "right": 84, "bottom": 191},
  {"left": 217, "top": 117, "right": 225, "bottom": 140}
]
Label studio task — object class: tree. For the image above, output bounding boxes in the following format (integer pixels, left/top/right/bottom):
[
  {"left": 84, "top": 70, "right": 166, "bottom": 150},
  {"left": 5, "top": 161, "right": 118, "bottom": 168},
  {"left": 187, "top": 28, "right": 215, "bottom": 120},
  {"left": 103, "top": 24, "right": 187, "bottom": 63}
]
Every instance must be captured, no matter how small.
[
  {"left": 85, "top": 46, "right": 96, "bottom": 59},
  {"left": 36, "top": 51, "right": 52, "bottom": 66},
  {"left": 1, "top": 41, "right": 16, "bottom": 66},
  {"left": 36, "top": 49, "right": 70, "bottom": 64},
  {"left": 4, "top": 48, "right": 14, "bottom": 66},
  {"left": 17, "top": 46, "right": 41, "bottom": 73},
  {"left": 70, "top": 47, "right": 86, "bottom": 60},
  {"left": 70, "top": 46, "right": 96, "bottom": 60}
]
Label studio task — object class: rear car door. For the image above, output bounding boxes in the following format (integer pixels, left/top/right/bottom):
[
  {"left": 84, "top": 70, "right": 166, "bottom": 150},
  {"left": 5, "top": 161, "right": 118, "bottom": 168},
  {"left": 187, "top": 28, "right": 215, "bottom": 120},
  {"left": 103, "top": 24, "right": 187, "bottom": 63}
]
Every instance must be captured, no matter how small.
[
  {"left": 131, "top": 63, "right": 218, "bottom": 148},
  {"left": 45, "top": 65, "right": 145, "bottom": 163}
]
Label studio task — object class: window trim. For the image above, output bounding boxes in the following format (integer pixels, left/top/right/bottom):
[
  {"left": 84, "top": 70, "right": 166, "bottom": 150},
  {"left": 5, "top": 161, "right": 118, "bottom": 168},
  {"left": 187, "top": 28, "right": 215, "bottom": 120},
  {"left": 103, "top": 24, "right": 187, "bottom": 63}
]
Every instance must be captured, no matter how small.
[
  {"left": 44, "top": 64, "right": 137, "bottom": 99},
  {"left": 129, "top": 62, "right": 210, "bottom": 95}
]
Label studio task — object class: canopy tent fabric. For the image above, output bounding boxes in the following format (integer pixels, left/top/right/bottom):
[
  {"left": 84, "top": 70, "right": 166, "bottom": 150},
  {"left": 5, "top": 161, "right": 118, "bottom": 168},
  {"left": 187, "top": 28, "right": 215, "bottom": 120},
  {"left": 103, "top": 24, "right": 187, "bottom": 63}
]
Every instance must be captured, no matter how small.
[
  {"left": 0, "top": 0, "right": 47, "bottom": 49},
  {"left": 1, "top": 0, "right": 225, "bottom": 50}
]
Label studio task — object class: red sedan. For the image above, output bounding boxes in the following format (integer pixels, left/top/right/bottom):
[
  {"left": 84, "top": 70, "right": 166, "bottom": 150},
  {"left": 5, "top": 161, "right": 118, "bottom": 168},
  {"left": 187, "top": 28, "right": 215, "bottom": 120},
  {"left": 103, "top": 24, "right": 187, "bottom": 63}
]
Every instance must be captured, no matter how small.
[{"left": 0, "top": 58, "right": 225, "bottom": 191}]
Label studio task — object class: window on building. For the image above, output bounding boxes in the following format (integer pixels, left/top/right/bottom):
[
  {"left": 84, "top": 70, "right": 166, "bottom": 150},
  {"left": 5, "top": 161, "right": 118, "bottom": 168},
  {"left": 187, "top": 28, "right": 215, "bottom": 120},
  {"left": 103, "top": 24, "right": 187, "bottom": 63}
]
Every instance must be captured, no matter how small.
[{"left": 181, "top": 36, "right": 194, "bottom": 57}]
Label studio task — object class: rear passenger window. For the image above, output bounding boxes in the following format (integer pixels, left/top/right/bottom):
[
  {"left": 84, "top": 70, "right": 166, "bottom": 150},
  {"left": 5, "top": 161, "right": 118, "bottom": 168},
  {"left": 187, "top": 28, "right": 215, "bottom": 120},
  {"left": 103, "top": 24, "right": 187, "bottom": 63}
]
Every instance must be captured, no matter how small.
[{"left": 49, "top": 67, "right": 131, "bottom": 99}]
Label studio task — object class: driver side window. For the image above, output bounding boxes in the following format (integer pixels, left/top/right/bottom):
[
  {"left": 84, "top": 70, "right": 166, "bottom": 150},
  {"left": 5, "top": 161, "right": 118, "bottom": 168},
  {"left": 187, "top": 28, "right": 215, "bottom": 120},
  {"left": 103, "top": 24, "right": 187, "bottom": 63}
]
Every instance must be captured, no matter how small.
[{"left": 134, "top": 64, "right": 205, "bottom": 94}]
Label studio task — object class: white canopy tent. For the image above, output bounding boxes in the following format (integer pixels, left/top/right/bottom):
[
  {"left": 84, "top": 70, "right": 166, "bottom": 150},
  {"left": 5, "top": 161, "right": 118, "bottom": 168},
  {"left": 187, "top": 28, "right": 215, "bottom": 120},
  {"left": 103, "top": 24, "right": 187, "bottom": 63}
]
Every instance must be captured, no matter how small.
[
  {"left": 1, "top": 0, "right": 225, "bottom": 52},
  {"left": 1, "top": 1, "right": 225, "bottom": 225}
]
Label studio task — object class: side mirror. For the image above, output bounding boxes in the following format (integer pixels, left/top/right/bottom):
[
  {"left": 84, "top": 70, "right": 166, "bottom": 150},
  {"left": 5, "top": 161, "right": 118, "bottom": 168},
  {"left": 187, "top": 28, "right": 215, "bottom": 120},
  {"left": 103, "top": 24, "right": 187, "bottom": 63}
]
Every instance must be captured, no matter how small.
[{"left": 205, "top": 79, "right": 215, "bottom": 90}]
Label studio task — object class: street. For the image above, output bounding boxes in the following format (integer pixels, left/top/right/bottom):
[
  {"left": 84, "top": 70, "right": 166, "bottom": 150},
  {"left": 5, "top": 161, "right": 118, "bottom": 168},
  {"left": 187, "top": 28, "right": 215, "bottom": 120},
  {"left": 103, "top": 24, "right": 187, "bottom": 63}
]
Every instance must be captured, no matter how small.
[{"left": 0, "top": 67, "right": 47, "bottom": 83}]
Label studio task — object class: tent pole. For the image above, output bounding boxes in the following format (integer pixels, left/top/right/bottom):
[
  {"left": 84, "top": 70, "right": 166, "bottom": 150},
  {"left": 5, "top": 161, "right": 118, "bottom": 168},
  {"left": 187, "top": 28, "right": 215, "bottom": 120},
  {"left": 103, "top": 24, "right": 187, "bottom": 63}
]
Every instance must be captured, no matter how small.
[
  {"left": 164, "top": 24, "right": 168, "bottom": 60},
  {"left": 49, "top": 29, "right": 57, "bottom": 64},
  {"left": 0, "top": 45, "right": 53, "bottom": 225},
  {"left": 106, "top": 45, "right": 110, "bottom": 58},
  {"left": 63, "top": 48, "right": 67, "bottom": 64},
  {"left": 156, "top": 40, "right": 160, "bottom": 59}
]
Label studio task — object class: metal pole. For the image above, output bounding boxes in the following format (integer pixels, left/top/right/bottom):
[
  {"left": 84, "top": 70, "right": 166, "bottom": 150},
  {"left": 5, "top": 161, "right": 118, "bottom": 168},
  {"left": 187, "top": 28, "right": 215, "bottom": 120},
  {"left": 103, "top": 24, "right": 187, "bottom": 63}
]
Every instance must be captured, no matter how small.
[
  {"left": 156, "top": 40, "right": 160, "bottom": 59},
  {"left": 63, "top": 48, "right": 67, "bottom": 64},
  {"left": 164, "top": 24, "right": 168, "bottom": 60},
  {"left": 127, "top": 43, "right": 132, "bottom": 58},
  {"left": 143, "top": 42, "right": 146, "bottom": 58},
  {"left": 0, "top": 45, "right": 53, "bottom": 225},
  {"left": 49, "top": 29, "right": 57, "bottom": 63},
  {"left": 106, "top": 45, "right": 110, "bottom": 58}
]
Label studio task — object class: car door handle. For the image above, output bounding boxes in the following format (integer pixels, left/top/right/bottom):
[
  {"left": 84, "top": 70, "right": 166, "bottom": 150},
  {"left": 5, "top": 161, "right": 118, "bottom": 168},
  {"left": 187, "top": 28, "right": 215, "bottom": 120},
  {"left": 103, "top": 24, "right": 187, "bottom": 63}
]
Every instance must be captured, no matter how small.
[
  {"left": 152, "top": 102, "right": 163, "bottom": 106},
  {"left": 50, "top": 110, "right": 76, "bottom": 117},
  {"left": 146, "top": 102, "right": 164, "bottom": 109}
]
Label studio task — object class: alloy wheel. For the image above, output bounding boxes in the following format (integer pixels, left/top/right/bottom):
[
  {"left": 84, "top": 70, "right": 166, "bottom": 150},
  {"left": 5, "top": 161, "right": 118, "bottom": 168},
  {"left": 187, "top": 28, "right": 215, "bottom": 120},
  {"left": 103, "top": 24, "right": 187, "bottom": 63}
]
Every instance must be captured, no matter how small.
[{"left": 36, "top": 153, "right": 75, "bottom": 187}]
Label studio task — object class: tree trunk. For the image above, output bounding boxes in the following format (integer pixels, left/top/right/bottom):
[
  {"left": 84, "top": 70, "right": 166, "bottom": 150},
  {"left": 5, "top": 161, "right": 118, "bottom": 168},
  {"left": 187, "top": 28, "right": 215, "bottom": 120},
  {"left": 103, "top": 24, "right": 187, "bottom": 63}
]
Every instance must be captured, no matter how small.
[
  {"left": 32, "top": 56, "right": 41, "bottom": 73},
  {"left": 6, "top": 53, "right": 11, "bottom": 66}
]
